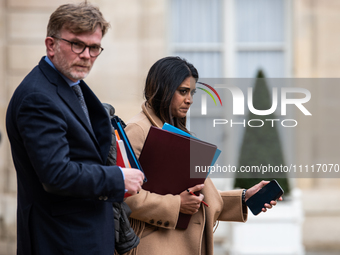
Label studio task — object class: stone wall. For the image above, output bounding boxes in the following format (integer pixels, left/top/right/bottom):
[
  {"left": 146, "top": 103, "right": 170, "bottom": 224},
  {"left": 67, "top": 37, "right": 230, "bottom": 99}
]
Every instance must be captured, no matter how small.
[
  {"left": 294, "top": 0, "right": 340, "bottom": 252},
  {"left": 1, "top": 0, "right": 340, "bottom": 254}
]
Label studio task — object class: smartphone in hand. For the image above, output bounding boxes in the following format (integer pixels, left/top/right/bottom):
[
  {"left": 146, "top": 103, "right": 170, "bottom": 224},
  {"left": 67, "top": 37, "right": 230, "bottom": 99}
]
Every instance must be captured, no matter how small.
[{"left": 246, "top": 179, "right": 284, "bottom": 215}]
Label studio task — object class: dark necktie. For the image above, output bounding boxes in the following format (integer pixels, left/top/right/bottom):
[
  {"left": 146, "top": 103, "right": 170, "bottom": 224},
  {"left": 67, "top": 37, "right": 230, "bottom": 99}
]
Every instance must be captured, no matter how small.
[{"left": 72, "top": 84, "right": 91, "bottom": 125}]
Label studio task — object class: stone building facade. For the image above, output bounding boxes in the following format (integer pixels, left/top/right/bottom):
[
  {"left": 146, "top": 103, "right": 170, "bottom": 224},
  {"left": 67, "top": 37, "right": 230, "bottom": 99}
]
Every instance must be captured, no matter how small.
[{"left": 0, "top": 0, "right": 339, "bottom": 254}]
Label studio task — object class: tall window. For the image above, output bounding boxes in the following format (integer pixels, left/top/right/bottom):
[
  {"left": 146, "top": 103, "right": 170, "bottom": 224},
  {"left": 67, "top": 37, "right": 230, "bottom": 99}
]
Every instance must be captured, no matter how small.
[
  {"left": 235, "top": 0, "right": 291, "bottom": 77},
  {"left": 170, "top": 0, "right": 223, "bottom": 77},
  {"left": 169, "top": 0, "right": 292, "bottom": 78},
  {"left": 169, "top": 0, "right": 293, "bottom": 190}
]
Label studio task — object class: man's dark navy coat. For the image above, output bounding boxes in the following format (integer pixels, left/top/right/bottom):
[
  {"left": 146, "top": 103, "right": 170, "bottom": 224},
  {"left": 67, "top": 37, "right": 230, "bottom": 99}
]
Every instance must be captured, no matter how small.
[{"left": 6, "top": 57, "right": 125, "bottom": 255}]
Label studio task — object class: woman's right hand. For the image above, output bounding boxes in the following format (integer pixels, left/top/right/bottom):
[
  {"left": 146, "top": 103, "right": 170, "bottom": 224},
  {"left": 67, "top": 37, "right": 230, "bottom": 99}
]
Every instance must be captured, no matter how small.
[{"left": 179, "top": 184, "right": 204, "bottom": 215}]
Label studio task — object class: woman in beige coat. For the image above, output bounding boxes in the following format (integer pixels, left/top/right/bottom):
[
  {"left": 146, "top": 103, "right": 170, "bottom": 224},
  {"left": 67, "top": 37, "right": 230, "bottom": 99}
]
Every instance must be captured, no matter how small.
[{"left": 124, "top": 57, "right": 279, "bottom": 255}]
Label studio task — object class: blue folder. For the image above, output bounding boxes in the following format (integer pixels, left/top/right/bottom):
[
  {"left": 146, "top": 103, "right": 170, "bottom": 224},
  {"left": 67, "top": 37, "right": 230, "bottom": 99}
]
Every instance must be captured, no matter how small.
[
  {"left": 111, "top": 116, "right": 146, "bottom": 182},
  {"left": 162, "top": 123, "right": 221, "bottom": 168}
]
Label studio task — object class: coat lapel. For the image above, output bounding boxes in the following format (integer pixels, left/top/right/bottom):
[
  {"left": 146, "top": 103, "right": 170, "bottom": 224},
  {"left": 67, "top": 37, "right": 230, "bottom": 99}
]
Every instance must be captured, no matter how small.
[
  {"left": 57, "top": 81, "right": 96, "bottom": 135},
  {"left": 142, "top": 103, "right": 164, "bottom": 128},
  {"left": 38, "top": 58, "right": 103, "bottom": 154},
  {"left": 81, "top": 81, "right": 112, "bottom": 164}
]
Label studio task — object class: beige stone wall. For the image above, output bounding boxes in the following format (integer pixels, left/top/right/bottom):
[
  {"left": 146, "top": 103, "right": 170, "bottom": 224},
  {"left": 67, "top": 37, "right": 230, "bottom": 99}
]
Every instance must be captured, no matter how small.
[
  {"left": 0, "top": 0, "right": 16, "bottom": 253},
  {"left": 294, "top": 0, "right": 340, "bottom": 252},
  {"left": 0, "top": 0, "right": 6, "bottom": 193},
  {"left": 1, "top": 0, "right": 340, "bottom": 254},
  {"left": 295, "top": 0, "right": 340, "bottom": 78},
  {"left": 86, "top": 0, "right": 167, "bottom": 121}
]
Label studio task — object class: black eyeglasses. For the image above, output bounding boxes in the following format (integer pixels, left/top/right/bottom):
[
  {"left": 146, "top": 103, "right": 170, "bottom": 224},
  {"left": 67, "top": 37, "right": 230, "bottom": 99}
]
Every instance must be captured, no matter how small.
[{"left": 52, "top": 36, "right": 104, "bottom": 57}]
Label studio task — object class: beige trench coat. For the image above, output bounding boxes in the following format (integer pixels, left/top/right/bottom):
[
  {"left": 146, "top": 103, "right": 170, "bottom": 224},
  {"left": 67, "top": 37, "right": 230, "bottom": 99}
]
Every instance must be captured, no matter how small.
[{"left": 124, "top": 103, "right": 248, "bottom": 255}]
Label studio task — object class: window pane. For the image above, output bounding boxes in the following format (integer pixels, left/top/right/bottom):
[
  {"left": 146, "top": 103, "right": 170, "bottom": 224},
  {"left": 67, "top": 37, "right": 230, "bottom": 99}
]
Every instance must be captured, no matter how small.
[
  {"left": 174, "top": 51, "right": 223, "bottom": 78},
  {"left": 236, "top": 0, "right": 285, "bottom": 43},
  {"left": 237, "top": 51, "right": 285, "bottom": 78},
  {"left": 171, "top": 0, "right": 222, "bottom": 43}
]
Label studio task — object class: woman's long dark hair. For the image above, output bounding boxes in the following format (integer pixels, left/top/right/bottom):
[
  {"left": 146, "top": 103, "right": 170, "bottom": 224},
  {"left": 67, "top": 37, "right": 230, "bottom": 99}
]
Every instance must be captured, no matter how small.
[{"left": 144, "top": 56, "right": 199, "bottom": 133}]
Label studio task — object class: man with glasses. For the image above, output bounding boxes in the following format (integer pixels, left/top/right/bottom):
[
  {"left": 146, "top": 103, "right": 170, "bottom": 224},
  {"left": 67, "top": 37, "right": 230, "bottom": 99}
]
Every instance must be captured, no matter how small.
[{"left": 6, "top": 2, "right": 144, "bottom": 255}]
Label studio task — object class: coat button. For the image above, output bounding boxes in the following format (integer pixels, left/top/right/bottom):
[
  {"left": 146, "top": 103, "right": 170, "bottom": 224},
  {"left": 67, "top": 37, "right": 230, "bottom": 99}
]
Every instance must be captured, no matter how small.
[
  {"left": 164, "top": 221, "right": 169, "bottom": 227},
  {"left": 149, "top": 219, "right": 154, "bottom": 224},
  {"left": 157, "top": 220, "right": 162, "bottom": 225},
  {"left": 103, "top": 196, "right": 108, "bottom": 201},
  {"left": 99, "top": 196, "right": 103, "bottom": 200}
]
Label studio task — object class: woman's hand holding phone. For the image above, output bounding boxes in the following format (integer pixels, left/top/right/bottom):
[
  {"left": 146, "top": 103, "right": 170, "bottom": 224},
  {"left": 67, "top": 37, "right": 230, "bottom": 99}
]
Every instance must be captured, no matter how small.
[{"left": 245, "top": 180, "right": 284, "bottom": 215}]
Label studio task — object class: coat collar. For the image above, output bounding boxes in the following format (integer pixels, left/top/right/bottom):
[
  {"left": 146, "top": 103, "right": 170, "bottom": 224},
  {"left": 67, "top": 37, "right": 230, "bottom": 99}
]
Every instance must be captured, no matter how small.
[
  {"left": 38, "top": 57, "right": 94, "bottom": 136},
  {"left": 142, "top": 102, "right": 164, "bottom": 128},
  {"left": 38, "top": 57, "right": 111, "bottom": 163}
]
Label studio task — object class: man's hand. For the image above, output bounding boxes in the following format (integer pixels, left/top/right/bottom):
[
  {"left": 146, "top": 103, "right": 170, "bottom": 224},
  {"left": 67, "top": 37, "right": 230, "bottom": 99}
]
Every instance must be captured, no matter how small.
[
  {"left": 122, "top": 168, "right": 144, "bottom": 195},
  {"left": 179, "top": 184, "right": 204, "bottom": 215},
  {"left": 245, "top": 180, "right": 283, "bottom": 213}
]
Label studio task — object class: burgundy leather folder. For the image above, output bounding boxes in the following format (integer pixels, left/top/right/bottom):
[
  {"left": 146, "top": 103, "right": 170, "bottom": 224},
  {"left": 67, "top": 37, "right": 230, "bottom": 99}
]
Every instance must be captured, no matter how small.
[{"left": 139, "top": 126, "right": 217, "bottom": 229}]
